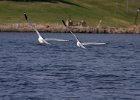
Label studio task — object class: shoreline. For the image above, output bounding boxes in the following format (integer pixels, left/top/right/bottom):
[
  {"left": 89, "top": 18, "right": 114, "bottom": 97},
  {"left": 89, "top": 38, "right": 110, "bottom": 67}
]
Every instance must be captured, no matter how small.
[{"left": 0, "top": 23, "right": 139, "bottom": 34}]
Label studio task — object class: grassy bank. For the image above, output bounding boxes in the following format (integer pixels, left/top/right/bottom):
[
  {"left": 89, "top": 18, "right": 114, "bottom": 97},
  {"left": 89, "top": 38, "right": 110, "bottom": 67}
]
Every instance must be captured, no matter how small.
[
  {"left": 0, "top": 23, "right": 139, "bottom": 34},
  {"left": 0, "top": 0, "right": 139, "bottom": 27}
]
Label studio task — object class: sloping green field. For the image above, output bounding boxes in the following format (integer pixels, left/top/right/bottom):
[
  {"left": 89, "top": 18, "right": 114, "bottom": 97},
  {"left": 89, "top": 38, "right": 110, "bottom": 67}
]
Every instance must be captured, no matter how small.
[{"left": 0, "top": 0, "right": 139, "bottom": 27}]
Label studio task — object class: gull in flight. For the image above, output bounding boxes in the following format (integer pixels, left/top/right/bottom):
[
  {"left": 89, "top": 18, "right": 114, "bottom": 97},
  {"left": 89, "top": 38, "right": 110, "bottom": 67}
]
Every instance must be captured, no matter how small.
[
  {"left": 24, "top": 13, "right": 50, "bottom": 44},
  {"left": 62, "top": 20, "right": 106, "bottom": 48},
  {"left": 62, "top": 20, "right": 86, "bottom": 49},
  {"left": 24, "top": 13, "right": 69, "bottom": 44}
]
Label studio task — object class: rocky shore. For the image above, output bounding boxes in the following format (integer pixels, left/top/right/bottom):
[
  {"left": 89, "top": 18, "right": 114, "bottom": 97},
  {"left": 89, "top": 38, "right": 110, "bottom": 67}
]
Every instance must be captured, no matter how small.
[{"left": 0, "top": 23, "right": 140, "bottom": 34}]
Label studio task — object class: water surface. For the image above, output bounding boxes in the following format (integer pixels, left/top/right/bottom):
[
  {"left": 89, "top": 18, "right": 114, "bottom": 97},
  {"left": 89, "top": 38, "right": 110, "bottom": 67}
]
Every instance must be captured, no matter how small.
[{"left": 0, "top": 32, "right": 140, "bottom": 100}]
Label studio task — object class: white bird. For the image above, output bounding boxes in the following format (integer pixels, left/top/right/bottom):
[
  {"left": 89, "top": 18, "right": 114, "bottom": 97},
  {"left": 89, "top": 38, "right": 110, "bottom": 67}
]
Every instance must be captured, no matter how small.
[
  {"left": 62, "top": 20, "right": 86, "bottom": 49},
  {"left": 62, "top": 20, "right": 107, "bottom": 48},
  {"left": 24, "top": 13, "right": 50, "bottom": 45},
  {"left": 69, "top": 30, "right": 86, "bottom": 49}
]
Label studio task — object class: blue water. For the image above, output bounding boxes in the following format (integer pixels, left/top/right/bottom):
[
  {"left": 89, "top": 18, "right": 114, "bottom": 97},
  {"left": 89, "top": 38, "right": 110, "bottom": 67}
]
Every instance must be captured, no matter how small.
[{"left": 0, "top": 32, "right": 140, "bottom": 100}]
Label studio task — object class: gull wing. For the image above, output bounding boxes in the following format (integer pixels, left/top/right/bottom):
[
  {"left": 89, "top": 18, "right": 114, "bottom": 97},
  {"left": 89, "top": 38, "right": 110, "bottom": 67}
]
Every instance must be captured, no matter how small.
[
  {"left": 82, "top": 42, "right": 106, "bottom": 46},
  {"left": 45, "top": 38, "right": 69, "bottom": 42}
]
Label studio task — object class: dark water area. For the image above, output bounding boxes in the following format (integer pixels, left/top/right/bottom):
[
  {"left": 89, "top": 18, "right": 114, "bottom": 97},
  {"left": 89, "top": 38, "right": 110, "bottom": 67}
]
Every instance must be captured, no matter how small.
[{"left": 0, "top": 32, "right": 140, "bottom": 100}]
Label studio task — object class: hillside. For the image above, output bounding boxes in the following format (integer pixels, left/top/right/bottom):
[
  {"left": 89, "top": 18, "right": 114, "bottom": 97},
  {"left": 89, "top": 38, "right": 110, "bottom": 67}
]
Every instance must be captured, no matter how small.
[{"left": 0, "top": 0, "right": 139, "bottom": 27}]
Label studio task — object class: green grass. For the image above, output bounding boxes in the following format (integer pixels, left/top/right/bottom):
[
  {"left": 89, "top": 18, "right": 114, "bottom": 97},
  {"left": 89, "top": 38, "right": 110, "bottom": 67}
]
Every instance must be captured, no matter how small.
[{"left": 0, "top": 0, "right": 139, "bottom": 27}]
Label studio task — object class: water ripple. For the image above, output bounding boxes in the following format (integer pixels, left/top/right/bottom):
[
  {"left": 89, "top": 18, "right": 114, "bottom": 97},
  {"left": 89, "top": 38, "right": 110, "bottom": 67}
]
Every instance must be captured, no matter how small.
[{"left": 0, "top": 33, "right": 140, "bottom": 100}]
